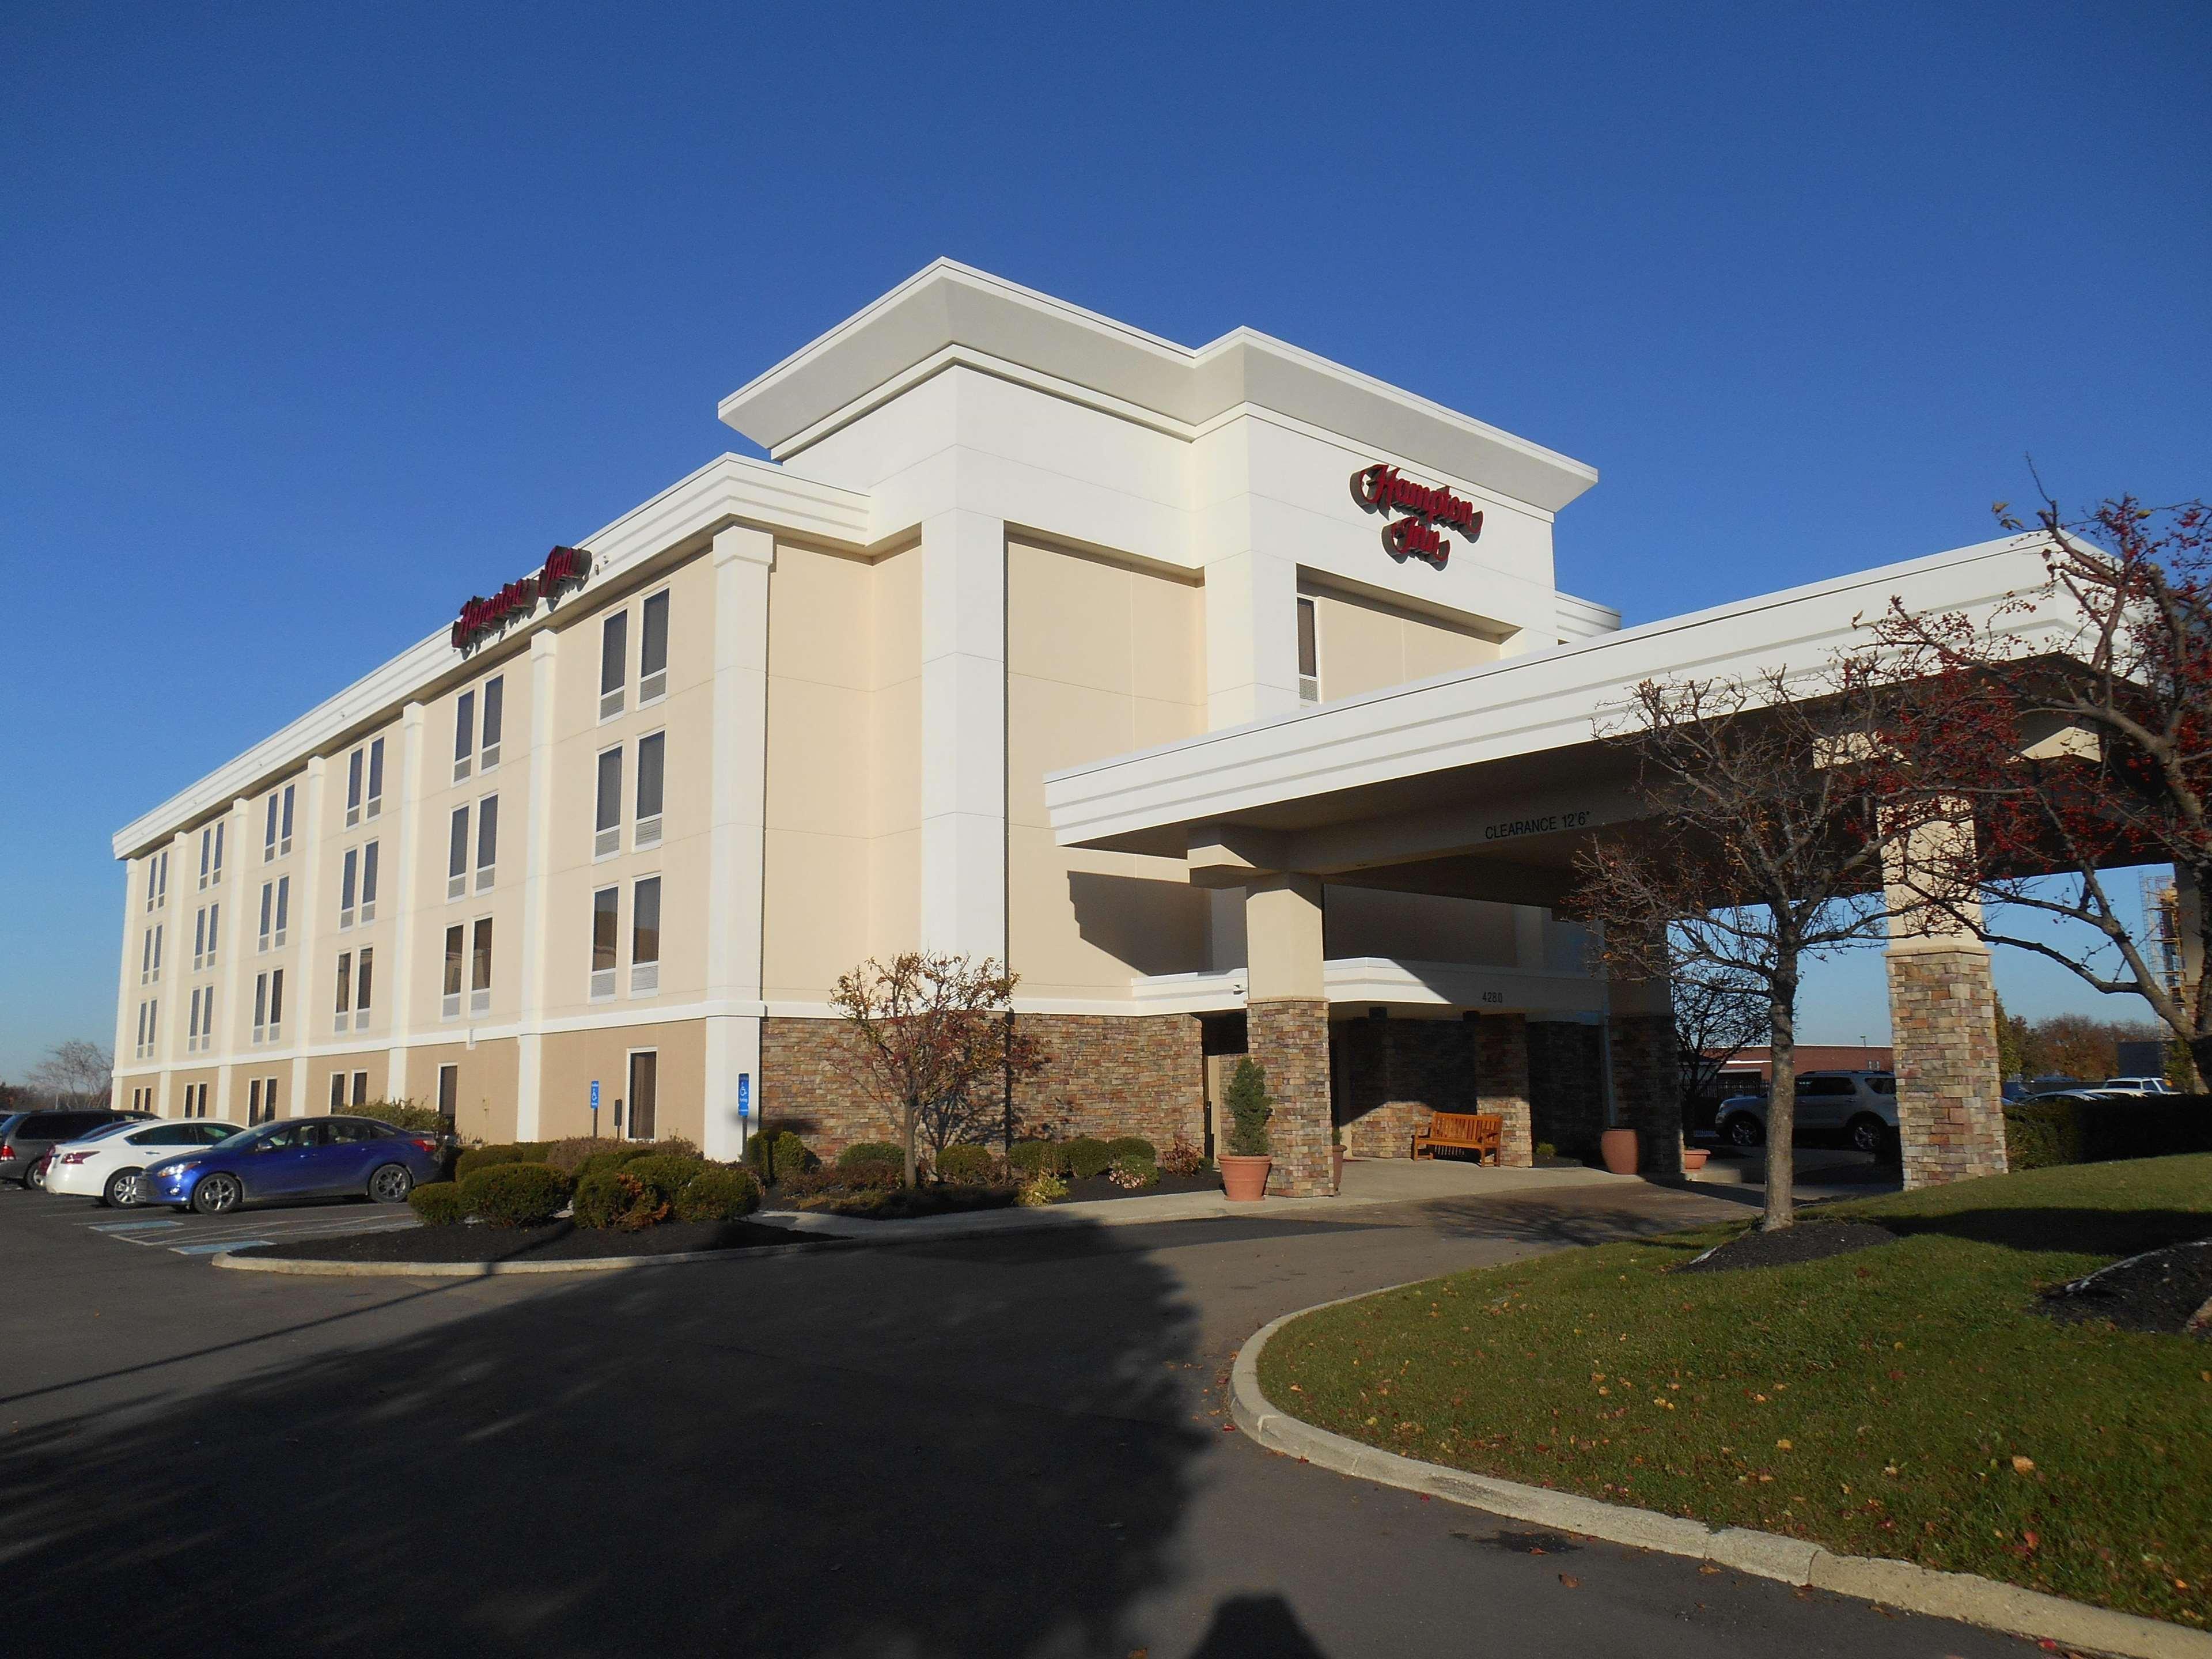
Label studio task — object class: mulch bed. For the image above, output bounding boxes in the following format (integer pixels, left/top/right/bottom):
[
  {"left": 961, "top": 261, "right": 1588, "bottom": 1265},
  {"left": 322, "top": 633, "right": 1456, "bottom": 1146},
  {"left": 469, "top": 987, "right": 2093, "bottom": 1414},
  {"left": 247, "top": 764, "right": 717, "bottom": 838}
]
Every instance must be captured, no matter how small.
[
  {"left": 236, "top": 1218, "right": 808, "bottom": 1264},
  {"left": 762, "top": 1169, "right": 1224, "bottom": 1219},
  {"left": 1677, "top": 1219, "right": 1896, "bottom": 1275},
  {"left": 2040, "top": 1238, "right": 2212, "bottom": 1336},
  {"left": 1058, "top": 1169, "right": 1221, "bottom": 1204}
]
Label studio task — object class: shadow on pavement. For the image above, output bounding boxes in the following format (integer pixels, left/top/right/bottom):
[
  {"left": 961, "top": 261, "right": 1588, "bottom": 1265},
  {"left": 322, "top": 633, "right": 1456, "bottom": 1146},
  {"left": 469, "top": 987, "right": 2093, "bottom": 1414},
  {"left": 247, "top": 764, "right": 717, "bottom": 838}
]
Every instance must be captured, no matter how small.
[
  {"left": 1188, "top": 1593, "right": 1330, "bottom": 1657},
  {"left": 0, "top": 1217, "right": 1208, "bottom": 1658}
]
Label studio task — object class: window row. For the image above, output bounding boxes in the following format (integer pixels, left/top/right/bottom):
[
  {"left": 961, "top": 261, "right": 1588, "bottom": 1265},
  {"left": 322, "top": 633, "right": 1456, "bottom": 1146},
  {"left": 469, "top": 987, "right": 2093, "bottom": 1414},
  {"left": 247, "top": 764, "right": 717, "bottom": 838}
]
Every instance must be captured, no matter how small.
[
  {"left": 264, "top": 783, "right": 296, "bottom": 861},
  {"left": 193, "top": 903, "right": 221, "bottom": 971},
  {"left": 245, "top": 1075, "right": 283, "bottom": 1126},
  {"left": 143, "top": 849, "right": 169, "bottom": 913},
  {"left": 347, "top": 736, "right": 386, "bottom": 827},
  {"left": 455, "top": 675, "right": 504, "bottom": 782},
  {"left": 133, "top": 998, "right": 157, "bottom": 1060},
  {"left": 186, "top": 986, "right": 215, "bottom": 1054},
  {"left": 328, "top": 1069, "right": 372, "bottom": 1111},
  {"left": 442, "top": 919, "right": 494, "bottom": 1020},
  {"left": 340, "top": 840, "right": 380, "bottom": 928},
  {"left": 180, "top": 1081, "right": 211, "bottom": 1118},
  {"left": 449, "top": 797, "right": 498, "bottom": 899},
  {"left": 600, "top": 589, "right": 671, "bottom": 721},
  {"left": 333, "top": 947, "right": 375, "bottom": 1033},
  {"left": 139, "top": 924, "right": 163, "bottom": 985},
  {"left": 594, "top": 731, "right": 664, "bottom": 857},
  {"left": 260, "top": 877, "right": 291, "bottom": 951},
  {"left": 590, "top": 876, "right": 662, "bottom": 1000},
  {"left": 198, "top": 821, "right": 226, "bottom": 889},
  {"left": 126, "top": 1086, "right": 156, "bottom": 1112},
  {"left": 253, "top": 969, "right": 286, "bottom": 1045}
]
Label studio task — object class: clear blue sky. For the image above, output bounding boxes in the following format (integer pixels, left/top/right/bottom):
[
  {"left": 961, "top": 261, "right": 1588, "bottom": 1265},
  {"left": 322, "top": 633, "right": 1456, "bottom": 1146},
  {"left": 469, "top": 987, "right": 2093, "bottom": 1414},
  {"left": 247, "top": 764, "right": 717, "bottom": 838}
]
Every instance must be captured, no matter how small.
[{"left": 3, "top": 2, "right": 2206, "bottom": 1079}]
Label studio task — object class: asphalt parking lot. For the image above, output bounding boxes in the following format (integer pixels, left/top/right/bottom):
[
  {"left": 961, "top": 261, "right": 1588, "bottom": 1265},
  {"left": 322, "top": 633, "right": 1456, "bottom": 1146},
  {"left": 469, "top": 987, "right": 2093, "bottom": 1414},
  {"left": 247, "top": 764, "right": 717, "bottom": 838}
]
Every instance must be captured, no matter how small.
[
  {"left": 2, "top": 1179, "right": 418, "bottom": 1257},
  {"left": 0, "top": 1176, "right": 2037, "bottom": 1659}
]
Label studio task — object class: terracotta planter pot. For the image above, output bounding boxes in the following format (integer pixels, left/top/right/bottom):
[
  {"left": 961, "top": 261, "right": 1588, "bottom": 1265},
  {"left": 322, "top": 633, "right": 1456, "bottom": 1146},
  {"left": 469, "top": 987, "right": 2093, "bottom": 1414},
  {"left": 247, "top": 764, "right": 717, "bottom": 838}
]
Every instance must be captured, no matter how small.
[
  {"left": 1220, "top": 1153, "right": 1273, "bottom": 1202},
  {"left": 1681, "top": 1146, "right": 1710, "bottom": 1172},
  {"left": 1599, "top": 1127, "right": 1640, "bottom": 1175}
]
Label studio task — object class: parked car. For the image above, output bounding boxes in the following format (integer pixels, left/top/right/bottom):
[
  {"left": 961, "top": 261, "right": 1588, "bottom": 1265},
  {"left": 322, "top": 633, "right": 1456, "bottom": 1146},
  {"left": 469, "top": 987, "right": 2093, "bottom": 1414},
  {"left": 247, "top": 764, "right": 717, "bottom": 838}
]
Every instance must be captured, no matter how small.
[
  {"left": 1713, "top": 1071, "right": 1899, "bottom": 1154},
  {"left": 46, "top": 1119, "right": 247, "bottom": 1207},
  {"left": 141, "top": 1116, "right": 443, "bottom": 1215},
  {"left": 0, "top": 1108, "right": 157, "bottom": 1189},
  {"left": 2098, "top": 1077, "right": 2177, "bottom": 1095}
]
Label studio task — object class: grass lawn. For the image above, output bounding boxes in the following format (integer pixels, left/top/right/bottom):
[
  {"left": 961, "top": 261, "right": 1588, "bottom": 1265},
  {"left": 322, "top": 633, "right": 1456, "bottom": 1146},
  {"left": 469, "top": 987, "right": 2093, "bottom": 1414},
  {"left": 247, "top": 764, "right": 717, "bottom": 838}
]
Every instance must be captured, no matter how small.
[{"left": 1257, "top": 1154, "right": 2212, "bottom": 1626}]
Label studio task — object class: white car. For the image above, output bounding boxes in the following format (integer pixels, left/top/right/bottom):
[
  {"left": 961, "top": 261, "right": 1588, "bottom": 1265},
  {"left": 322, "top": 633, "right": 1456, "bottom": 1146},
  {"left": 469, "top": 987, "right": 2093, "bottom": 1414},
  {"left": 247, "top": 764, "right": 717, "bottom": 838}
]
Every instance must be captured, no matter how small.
[
  {"left": 46, "top": 1119, "right": 247, "bottom": 1207},
  {"left": 2099, "top": 1077, "right": 2176, "bottom": 1095}
]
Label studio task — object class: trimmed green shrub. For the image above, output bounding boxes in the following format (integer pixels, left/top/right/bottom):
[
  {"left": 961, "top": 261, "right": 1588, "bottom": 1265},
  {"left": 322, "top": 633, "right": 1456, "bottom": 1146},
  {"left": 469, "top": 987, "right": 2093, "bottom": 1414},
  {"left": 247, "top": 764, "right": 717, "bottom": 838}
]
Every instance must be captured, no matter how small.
[
  {"left": 1006, "top": 1140, "right": 1066, "bottom": 1177},
  {"left": 1107, "top": 1152, "right": 1157, "bottom": 1190},
  {"left": 573, "top": 1168, "right": 670, "bottom": 1230},
  {"left": 458, "top": 1162, "right": 572, "bottom": 1228},
  {"left": 544, "top": 1137, "right": 611, "bottom": 1176},
  {"left": 934, "top": 1144, "right": 998, "bottom": 1184},
  {"left": 408, "top": 1181, "right": 470, "bottom": 1226},
  {"left": 1224, "top": 1058, "right": 1273, "bottom": 1156},
  {"left": 839, "top": 1141, "right": 905, "bottom": 1168},
  {"left": 455, "top": 1143, "right": 533, "bottom": 1180},
  {"left": 674, "top": 1165, "right": 761, "bottom": 1223},
  {"left": 359, "top": 1100, "right": 452, "bottom": 1138},
  {"left": 1104, "top": 1136, "right": 1156, "bottom": 1165},
  {"left": 1062, "top": 1137, "right": 1113, "bottom": 1179},
  {"left": 778, "top": 1161, "right": 903, "bottom": 1197},
  {"left": 2002, "top": 1097, "right": 2212, "bottom": 1169},
  {"left": 622, "top": 1154, "right": 709, "bottom": 1205},
  {"left": 744, "top": 1129, "right": 818, "bottom": 1184}
]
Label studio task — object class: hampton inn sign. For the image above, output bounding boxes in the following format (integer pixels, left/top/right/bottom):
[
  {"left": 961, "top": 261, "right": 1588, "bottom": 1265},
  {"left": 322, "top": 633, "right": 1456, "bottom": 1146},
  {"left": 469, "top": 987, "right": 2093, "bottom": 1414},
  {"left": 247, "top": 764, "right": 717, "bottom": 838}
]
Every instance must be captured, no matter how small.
[
  {"left": 1351, "top": 463, "right": 1485, "bottom": 569},
  {"left": 450, "top": 545, "right": 591, "bottom": 652}
]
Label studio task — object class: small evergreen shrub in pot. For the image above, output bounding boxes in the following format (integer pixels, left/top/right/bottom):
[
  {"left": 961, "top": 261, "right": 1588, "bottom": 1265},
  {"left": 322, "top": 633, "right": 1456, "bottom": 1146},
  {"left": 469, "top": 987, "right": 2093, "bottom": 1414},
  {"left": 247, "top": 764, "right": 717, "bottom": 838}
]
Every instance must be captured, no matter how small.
[
  {"left": 1219, "top": 1058, "right": 1274, "bottom": 1201},
  {"left": 408, "top": 1181, "right": 470, "bottom": 1226},
  {"left": 458, "top": 1163, "right": 573, "bottom": 1228},
  {"left": 1062, "top": 1137, "right": 1113, "bottom": 1180},
  {"left": 934, "top": 1144, "right": 998, "bottom": 1184},
  {"left": 674, "top": 1165, "right": 761, "bottom": 1223},
  {"left": 839, "top": 1141, "right": 905, "bottom": 1168}
]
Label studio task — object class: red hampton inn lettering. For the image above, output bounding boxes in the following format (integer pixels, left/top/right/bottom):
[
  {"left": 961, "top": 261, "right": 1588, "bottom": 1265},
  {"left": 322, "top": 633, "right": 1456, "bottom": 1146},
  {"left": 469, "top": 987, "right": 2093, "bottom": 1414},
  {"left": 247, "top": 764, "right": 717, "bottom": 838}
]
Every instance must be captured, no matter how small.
[
  {"left": 451, "top": 546, "right": 591, "bottom": 651},
  {"left": 1351, "top": 463, "right": 1484, "bottom": 569}
]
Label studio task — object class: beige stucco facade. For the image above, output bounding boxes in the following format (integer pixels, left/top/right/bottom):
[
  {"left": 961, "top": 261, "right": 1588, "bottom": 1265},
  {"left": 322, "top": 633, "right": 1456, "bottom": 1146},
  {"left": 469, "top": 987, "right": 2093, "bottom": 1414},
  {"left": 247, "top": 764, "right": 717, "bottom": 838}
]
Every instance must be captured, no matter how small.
[{"left": 111, "top": 263, "right": 1624, "bottom": 1158}]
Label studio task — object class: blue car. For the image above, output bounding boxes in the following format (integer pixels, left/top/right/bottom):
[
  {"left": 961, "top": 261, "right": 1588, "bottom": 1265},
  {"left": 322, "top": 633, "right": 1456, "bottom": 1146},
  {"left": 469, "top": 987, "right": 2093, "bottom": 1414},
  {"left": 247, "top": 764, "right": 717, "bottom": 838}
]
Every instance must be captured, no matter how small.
[{"left": 142, "top": 1116, "right": 444, "bottom": 1215}]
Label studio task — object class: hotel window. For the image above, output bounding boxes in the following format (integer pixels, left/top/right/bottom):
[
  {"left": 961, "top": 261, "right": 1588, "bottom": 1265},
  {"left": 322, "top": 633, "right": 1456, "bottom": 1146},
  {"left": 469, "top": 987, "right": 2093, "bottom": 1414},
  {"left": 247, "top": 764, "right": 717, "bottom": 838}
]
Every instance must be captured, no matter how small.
[
  {"left": 630, "top": 876, "right": 661, "bottom": 996},
  {"left": 442, "top": 925, "right": 464, "bottom": 1020},
  {"left": 257, "top": 875, "right": 290, "bottom": 950},
  {"left": 634, "top": 732, "right": 664, "bottom": 848},
  {"left": 329, "top": 1071, "right": 347, "bottom": 1112},
  {"left": 198, "top": 821, "right": 223, "bottom": 889},
  {"left": 332, "top": 948, "right": 372, "bottom": 1034},
  {"left": 1297, "top": 596, "right": 1320, "bottom": 704},
  {"left": 479, "top": 676, "right": 503, "bottom": 770},
  {"left": 346, "top": 747, "right": 365, "bottom": 827},
  {"left": 184, "top": 1082, "right": 209, "bottom": 1118},
  {"left": 475, "top": 794, "right": 499, "bottom": 892},
  {"left": 448, "top": 805, "right": 470, "bottom": 900},
  {"left": 365, "top": 736, "right": 384, "bottom": 819},
  {"left": 247, "top": 1078, "right": 260, "bottom": 1124},
  {"left": 262, "top": 783, "right": 295, "bottom": 860},
  {"left": 192, "top": 903, "right": 219, "bottom": 971},
  {"left": 351, "top": 1070, "right": 369, "bottom": 1107},
  {"left": 469, "top": 916, "right": 494, "bottom": 1017},
  {"left": 134, "top": 999, "right": 155, "bottom": 1060},
  {"left": 333, "top": 950, "right": 351, "bottom": 1032},
  {"left": 355, "top": 945, "right": 373, "bottom": 1029},
  {"left": 248, "top": 1075, "right": 281, "bottom": 1126},
  {"left": 454, "top": 688, "right": 476, "bottom": 783},
  {"left": 590, "top": 885, "right": 619, "bottom": 1001},
  {"left": 276, "top": 876, "right": 289, "bottom": 945},
  {"left": 145, "top": 849, "right": 168, "bottom": 912},
  {"left": 599, "top": 610, "right": 627, "bottom": 720},
  {"left": 594, "top": 746, "right": 622, "bottom": 857},
  {"left": 187, "top": 986, "right": 213, "bottom": 1054},
  {"left": 437, "top": 1064, "right": 458, "bottom": 1126},
  {"left": 359, "top": 840, "right": 378, "bottom": 923},
  {"left": 339, "top": 848, "right": 358, "bottom": 929},
  {"left": 253, "top": 968, "right": 284, "bottom": 1043},
  {"left": 638, "top": 590, "right": 669, "bottom": 705},
  {"left": 141, "top": 924, "right": 162, "bottom": 986},
  {"left": 626, "top": 1050, "right": 658, "bottom": 1141}
]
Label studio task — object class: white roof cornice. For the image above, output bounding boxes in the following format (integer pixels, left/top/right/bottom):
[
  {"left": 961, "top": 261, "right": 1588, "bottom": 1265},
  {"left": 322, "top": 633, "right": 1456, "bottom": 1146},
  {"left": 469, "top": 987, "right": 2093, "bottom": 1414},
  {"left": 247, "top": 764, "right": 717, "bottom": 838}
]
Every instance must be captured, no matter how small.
[
  {"left": 719, "top": 260, "right": 1600, "bottom": 514},
  {"left": 112, "top": 454, "right": 871, "bottom": 860}
]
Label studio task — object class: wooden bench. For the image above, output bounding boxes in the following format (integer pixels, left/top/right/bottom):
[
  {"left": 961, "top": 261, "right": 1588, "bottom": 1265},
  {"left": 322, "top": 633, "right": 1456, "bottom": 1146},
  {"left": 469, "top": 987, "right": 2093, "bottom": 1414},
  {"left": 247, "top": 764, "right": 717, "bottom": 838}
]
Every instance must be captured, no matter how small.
[{"left": 1411, "top": 1111, "right": 1503, "bottom": 1164}]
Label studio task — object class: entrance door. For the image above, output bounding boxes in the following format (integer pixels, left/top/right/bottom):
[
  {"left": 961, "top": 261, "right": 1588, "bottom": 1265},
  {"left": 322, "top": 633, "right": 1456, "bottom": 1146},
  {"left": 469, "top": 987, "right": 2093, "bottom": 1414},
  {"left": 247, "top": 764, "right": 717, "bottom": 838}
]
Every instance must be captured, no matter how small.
[{"left": 628, "top": 1051, "right": 657, "bottom": 1141}]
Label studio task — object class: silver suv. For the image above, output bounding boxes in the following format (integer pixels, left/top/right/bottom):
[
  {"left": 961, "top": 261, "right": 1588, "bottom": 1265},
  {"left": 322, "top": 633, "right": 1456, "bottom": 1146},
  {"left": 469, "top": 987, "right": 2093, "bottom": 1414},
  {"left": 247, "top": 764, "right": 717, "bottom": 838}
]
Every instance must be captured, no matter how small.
[{"left": 1714, "top": 1071, "right": 1897, "bottom": 1154}]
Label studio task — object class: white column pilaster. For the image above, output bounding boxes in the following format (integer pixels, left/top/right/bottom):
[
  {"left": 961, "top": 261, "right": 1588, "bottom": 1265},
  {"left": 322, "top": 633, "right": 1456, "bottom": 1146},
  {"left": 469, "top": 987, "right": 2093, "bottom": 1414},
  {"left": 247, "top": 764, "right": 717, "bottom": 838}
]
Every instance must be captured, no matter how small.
[
  {"left": 1202, "top": 548, "right": 1301, "bottom": 729},
  {"left": 214, "top": 797, "right": 252, "bottom": 1119},
  {"left": 918, "top": 509, "right": 1006, "bottom": 958},
  {"left": 112, "top": 855, "right": 140, "bottom": 1104},
  {"left": 514, "top": 634, "right": 559, "bottom": 1140},
  {"left": 286, "top": 757, "right": 328, "bottom": 1116},
  {"left": 152, "top": 830, "right": 187, "bottom": 1115},
  {"left": 702, "top": 524, "right": 773, "bottom": 1160},
  {"left": 385, "top": 702, "right": 427, "bottom": 1103}
]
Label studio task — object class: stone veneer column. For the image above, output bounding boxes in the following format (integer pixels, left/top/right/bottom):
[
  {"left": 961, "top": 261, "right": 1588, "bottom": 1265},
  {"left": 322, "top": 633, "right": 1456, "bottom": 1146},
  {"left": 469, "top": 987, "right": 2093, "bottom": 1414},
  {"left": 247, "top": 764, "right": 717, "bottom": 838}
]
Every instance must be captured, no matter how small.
[
  {"left": 1474, "top": 1013, "right": 1535, "bottom": 1168},
  {"left": 1243, "top": 874, "right": 1333, "bottom": 1196},
  {"left": 1885, "top": 809, "right": 2007, "bottom": 1188},
  {"left": 1609, "top": 1013, "right": 1684, "bottom": 1177}
]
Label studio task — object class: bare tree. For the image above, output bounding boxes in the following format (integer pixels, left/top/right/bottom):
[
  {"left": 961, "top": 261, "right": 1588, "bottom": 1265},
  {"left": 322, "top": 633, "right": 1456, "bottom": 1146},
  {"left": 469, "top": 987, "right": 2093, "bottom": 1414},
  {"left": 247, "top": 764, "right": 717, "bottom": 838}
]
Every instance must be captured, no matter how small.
[
  {"left": 1572, "top": 666, "right": 1912, "bottom": 1230},
  {"left": 28, "top": 1040, "right": 112, "bottom": 1109},
  {"left": 830, "top": 953, "right": 1047, "bottom": 1187},
  {"left": 1871, "top": 491, "right": 2212, "bottom": 1078},
  {"left": 1672, "top": 963, "right": 1769, "bottom": 1122}
]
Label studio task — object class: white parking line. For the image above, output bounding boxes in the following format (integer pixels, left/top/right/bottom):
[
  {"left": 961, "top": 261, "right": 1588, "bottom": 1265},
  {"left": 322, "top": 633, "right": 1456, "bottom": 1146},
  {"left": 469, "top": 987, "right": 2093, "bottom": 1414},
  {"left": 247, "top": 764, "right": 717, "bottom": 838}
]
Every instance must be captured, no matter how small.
[{"left": 86, "top": 1209, "right": 419, "bottom": 1252}]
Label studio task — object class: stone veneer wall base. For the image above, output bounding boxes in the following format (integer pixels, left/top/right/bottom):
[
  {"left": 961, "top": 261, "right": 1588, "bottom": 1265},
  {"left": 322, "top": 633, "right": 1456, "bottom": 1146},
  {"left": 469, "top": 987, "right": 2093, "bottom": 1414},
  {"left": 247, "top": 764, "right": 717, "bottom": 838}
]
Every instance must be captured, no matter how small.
[{"left": 1887, "top": 945, "right": 2008, "bottom": 1189}]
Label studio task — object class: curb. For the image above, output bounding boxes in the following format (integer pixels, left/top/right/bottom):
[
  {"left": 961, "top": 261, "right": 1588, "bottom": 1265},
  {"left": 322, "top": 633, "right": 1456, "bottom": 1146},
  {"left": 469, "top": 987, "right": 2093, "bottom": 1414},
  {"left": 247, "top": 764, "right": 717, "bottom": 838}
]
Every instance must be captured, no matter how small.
[
  {"left": 214, "top": 1237, "right": 855, "bottom": 1277},
  {"left": 1230, "top": 1290, "right": 2212, "bottom": 1659}
]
